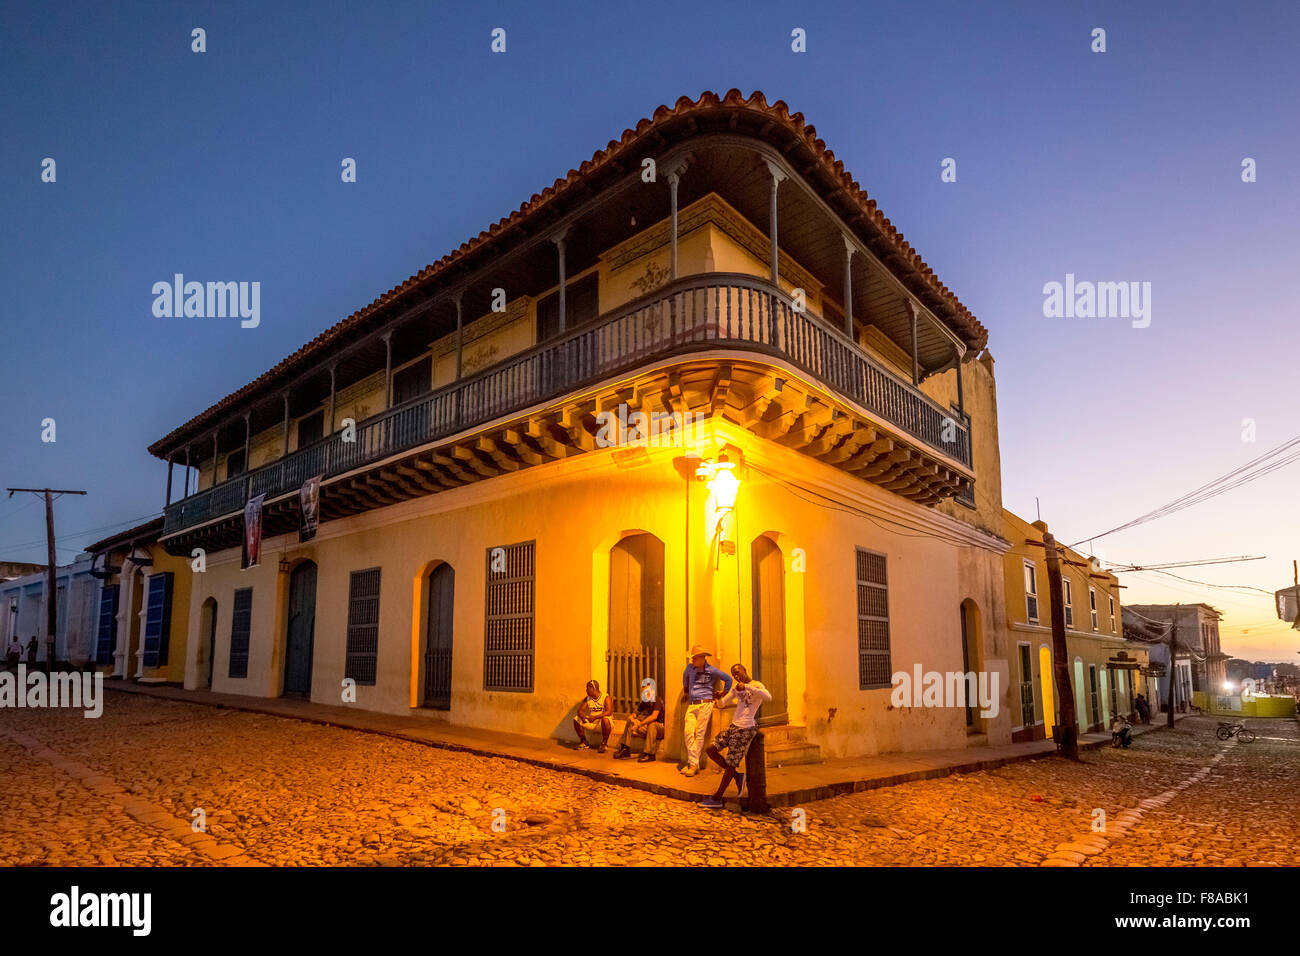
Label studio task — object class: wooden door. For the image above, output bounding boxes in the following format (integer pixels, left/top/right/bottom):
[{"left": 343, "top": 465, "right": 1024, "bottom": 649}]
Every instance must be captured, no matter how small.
[
  {"left": 283, "top": 562, "right": 317, "bottom": 696},
  {"left": 423, "top": 564, "right": 454, "bottom": 709},
  {"left": 751, "top": 535, "right": 788, "bottom": 725}
]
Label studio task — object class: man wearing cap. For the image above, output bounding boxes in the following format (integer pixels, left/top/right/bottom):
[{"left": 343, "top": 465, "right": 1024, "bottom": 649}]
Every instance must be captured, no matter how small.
[{"left": 680, "top": 645, "right": 731, "bottom": 776}]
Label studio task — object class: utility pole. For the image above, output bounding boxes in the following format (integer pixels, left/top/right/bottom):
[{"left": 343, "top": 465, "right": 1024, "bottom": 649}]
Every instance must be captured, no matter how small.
[
  {"left": 1166, "top": 621, "right": 1178, "bottom": 729},
  {"left": 6, "top": 487, "right": 87, "bottom": 674},
  {"left": 1037, "top": 527, "right": 1080, "bottom": 759}
]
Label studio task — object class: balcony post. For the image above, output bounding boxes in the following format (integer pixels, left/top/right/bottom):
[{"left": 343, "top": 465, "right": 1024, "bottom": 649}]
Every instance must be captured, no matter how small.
[
  {"left": 667, "top": 170, "right": 681, "bottom": 279},
  {"left": 764, "top": 160, "right": 787, "bottom": 285},
  {"left": 210, "top": 432, "right": 219, "bottom": 487},
  {"left": 908, "top": 300, "right": 921, "bottom": 386},
  {"left": 454, "top": 294, "right": 464, "bottom": 380},
  {"left": 165, "top": 453, "right": 174, "bottom": 506},
  {"left": 327, "top": 363, "right": 337, "bottom": 433},
  {"left": 383, "top": 331, "right": 393, "bottom": 408},
  {"left": 242, "top": 413, "right": 252, "bottom": 475},
  {"left": 956, "top": 348, "right": 966, "bottom": 417},
  {"left": 553, "top": 230, "right": 569, "bottom": 333},
  {"left": 281, "top": 391, "right": 291, "bottom": 456},
  {"left": 183, "top": 446, "right": 190, "bottom": 496},
  {"left": 842, "top": 235, "right": 855, "bottom": 338}
]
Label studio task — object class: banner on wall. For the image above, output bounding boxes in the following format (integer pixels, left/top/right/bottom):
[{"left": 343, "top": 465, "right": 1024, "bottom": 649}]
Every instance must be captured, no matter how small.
[
  {"left": 241, "top": 494, "right": 266, "bottom": 570},
  {"left": 299, "top": 475, "right": 321, "bottom": 543}
]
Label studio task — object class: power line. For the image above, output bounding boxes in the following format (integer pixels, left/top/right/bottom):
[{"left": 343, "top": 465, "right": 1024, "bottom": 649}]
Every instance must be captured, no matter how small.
[
  {"left": 1143, "top": 568, "right": 1272, "bottom": 595},
  {"left": 747, "top": 463, "right": 979, "bottom": 550},
  {"left": 1067, "top": 434, "right": 1300, "bottom": 547},
  {"left": 0, "top": 513, "right": 160, "bottom": 554},
  {"left": 1107, "top": 555, "right": 1265, "bottom": 572}
]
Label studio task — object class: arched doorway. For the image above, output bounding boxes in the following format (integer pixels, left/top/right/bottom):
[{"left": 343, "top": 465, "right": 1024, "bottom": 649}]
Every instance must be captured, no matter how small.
[
  {"left": 199, "top": 597, "right": 218, "bottom": 689},
  {"left": 1039, "top": 645, "right": 1055, "bottom": 739},
  {"left": 606, "top": 533, "right": 665, "bottom": 714},
  {"left": 751, "top": 535, "right": 788, "bottom": 726},
  {"left": 283, "top": 561, "right": 317, "bottom": 697},
  {"left": 422, "top": 563, "right": 455, "bottom": 709}
]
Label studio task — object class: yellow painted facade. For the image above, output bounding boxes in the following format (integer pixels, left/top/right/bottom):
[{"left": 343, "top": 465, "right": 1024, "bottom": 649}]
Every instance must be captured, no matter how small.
[{"left": 1001, "top": 510, "right": 1149, "bottom": 740}]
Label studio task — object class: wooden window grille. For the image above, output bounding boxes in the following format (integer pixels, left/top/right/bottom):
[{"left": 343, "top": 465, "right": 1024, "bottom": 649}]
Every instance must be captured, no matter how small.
[
  {"left": 346, "top": 568, "right": 381, "bottom": 685},
  {"left": 484, "top": 541, "right": 535, "bottom": 692},
  {"left": 856, "top": 547, "right": 891, "bottom": 690},
  {"left": 228, "top": 587, "right": 253, "bottom": 678}
]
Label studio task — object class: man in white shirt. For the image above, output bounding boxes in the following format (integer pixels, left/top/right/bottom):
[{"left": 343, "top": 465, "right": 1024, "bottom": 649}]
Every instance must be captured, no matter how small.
[{"left": 700, "top": 663, "right": 771, "bottom": 808}]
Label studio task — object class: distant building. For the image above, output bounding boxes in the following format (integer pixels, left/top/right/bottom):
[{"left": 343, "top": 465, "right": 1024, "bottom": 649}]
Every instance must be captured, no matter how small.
[
  {"left": 1001, "top": 510, "right": 1150, "bottom": 740},
  {"left": 0, "top": 560, "right": 46, "bottom": 581},
  {"left": 85, "top": 517, "right": 191, "bottom": 683},
  {"left": 1123, "top": 603, "right": 1226, "bottom": 711},
  {"left": 0, "top": 556, "right": 99, "bottom": 665}
]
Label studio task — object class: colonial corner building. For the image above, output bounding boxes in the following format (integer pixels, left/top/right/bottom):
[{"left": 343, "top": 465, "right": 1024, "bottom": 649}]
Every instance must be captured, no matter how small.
[{"left": 140, "top": 91, "right": 1023, "bottom": 762}]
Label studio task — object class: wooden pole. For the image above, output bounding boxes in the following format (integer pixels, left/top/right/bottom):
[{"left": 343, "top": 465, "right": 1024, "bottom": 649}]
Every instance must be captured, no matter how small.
[
  {"left": 5, "top": 487, "right": 88, "bottom": 673},
  {"left": 1041, "top": 529, "right": 1079, "bottom": 759},
  {"left": 1166, "top": 621, "right": 1177, "bottom": 729}
]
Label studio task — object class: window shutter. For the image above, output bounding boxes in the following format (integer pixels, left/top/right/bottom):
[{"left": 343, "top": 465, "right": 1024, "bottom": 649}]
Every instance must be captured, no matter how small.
[
  {"left": 345, "top": 568, "right": 381, "bottom": 685},
  {"left": 142, "top": 572, "right": 174, "bottom": 668},
  {"left": 228, "top": 587, "right": 253, "bottom": 678},
  {"left": 856, "top": 548, "right": 891, "bottom": 689},
  {"left": 484, "top": 541, "right": 535, "bottom": 692},
  {"left": 95, "top": 585, "right": 118, "bottom": 666}
]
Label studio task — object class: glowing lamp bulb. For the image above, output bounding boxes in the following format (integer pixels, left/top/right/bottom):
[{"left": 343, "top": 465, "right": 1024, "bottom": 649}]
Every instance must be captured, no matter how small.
[{"left": 709, "top": 458, "right": 740, "bottom": 511}]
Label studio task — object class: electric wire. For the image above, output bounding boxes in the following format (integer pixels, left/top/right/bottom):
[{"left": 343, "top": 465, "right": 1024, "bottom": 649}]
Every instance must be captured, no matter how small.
[{"left": 1067, "top": 435, "right": 1300, "bottom": 547}]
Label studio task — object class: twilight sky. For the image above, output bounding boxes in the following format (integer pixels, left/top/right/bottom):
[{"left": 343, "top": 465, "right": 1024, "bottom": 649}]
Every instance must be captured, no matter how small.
[{"left": 2, "top": 0, "right": 1296, "bottom": 660}]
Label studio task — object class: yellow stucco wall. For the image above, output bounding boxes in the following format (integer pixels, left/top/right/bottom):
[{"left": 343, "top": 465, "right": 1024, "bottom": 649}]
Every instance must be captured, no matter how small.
[
  {"left": 1000, "top": 509, "right": 1142, "bottom": 735},
  {"left": 182, "top": 409, "right": 1009, "bottom": 759}
]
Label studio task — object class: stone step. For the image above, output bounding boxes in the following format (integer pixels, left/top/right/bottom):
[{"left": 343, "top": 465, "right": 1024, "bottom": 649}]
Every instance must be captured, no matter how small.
[
  {"left": 758, "top": 723, "right": 807, "bottom": 746},
  {"left": 765, "top": 741, "right": 822, "bottom": 767}
]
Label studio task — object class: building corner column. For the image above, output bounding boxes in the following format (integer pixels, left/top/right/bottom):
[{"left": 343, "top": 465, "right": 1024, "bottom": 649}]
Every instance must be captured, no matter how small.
[{"left": 112, "top": 559, "right": 135, "bottom": 678}]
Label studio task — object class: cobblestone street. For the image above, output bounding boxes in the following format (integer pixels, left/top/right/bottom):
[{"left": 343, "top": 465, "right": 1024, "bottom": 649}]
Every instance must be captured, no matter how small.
[{"left": 2, "top": 693, "right": 1296, "bottom": 867}]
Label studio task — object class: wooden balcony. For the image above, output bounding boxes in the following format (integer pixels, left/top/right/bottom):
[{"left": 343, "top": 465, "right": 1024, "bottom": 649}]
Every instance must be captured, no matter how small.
[{"left": 162, "top": 274, "right": 973, "bottom": 544}]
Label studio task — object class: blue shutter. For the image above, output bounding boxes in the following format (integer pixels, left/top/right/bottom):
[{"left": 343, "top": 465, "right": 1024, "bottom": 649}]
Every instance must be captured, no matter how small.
[
  {"left": 95, "top": 585, "right": 119, "bottom": 666},
  {"left": 142, "top": 573, "right": 174, "bottom": 669}
]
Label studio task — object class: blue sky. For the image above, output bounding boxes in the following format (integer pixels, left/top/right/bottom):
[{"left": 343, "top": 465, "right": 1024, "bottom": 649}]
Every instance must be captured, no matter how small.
[{"left": 2, "top": 0, "right": 1297, "bottom": 659}]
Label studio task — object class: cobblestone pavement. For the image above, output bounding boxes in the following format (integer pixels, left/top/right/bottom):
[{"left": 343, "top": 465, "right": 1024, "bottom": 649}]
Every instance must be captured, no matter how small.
[{"left": 1, "top": 695, "right": 1296, "bottom": 866}]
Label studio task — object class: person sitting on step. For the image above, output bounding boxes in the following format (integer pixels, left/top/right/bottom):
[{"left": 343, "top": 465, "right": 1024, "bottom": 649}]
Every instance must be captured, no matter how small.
[
  {"left": 573, "top": 679, "right": 613, "bottom": 753},
  {"left": 613, "top": 677, "right": 665, "bottom": 762}
]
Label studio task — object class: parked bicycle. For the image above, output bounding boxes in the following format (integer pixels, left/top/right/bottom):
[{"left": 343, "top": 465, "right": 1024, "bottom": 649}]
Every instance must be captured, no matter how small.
[{"left": 1215, "top": 721, "right": 1255, "bottom": 742}]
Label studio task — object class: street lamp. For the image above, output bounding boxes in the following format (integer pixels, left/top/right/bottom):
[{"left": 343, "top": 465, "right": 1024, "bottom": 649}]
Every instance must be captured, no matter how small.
[
  {"left": 708, "top": 454, "right": 740, "bottom": 512},
  {"left": 695, "top": 453, "right": 742, "bottom": 568}
]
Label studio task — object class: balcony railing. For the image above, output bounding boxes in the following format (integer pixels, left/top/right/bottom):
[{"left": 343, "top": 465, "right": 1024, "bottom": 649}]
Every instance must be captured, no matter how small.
[{"left": 163, "top": 273, "right": 972, "bottom": 536}]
